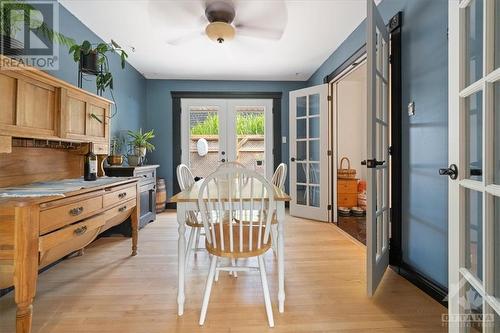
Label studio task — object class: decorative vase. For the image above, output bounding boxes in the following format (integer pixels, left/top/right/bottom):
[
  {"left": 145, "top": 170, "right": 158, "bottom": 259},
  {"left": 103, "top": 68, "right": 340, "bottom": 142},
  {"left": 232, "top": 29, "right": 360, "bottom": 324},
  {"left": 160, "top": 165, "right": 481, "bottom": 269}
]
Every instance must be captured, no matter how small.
[
  {"left": 107, "top": 155, "right": 123, "bottom": 166},
  {"left": 127, "top": 155, "right": 140, "bottom": 167},
  {"left": 80, "top": 51, "right": 99, "bottom": 74},
  {"left": 134, "top": 147, "right": 147, "bottom": 158}
]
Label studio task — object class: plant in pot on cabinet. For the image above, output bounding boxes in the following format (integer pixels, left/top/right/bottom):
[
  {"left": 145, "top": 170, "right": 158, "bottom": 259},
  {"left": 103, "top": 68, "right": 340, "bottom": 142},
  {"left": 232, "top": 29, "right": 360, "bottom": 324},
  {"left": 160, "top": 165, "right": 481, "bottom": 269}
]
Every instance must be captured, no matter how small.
[
  {"left": 107, "top": 136, "right": 125, "bottom": 166},
  {"left": 127, "top": 129, "right": 155, "bottom": 166}
]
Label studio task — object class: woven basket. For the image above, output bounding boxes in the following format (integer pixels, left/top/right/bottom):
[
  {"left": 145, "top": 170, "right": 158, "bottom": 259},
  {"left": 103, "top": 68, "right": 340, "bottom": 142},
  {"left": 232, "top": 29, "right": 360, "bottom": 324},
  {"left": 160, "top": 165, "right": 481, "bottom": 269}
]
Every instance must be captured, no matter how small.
[{"left": 338, "top": 157, "right": 357, "bottom": 179}]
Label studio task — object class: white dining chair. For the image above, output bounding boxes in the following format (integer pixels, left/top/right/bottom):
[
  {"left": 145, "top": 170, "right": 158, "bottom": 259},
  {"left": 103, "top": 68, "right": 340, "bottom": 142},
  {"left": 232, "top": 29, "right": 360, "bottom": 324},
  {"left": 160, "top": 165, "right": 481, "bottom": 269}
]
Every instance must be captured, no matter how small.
[
  {"left": 197, "top": 167, "right": 275, "bottom": 327},
  {"left": 176, "top": 164, "right": 204, "bottom": 269}
]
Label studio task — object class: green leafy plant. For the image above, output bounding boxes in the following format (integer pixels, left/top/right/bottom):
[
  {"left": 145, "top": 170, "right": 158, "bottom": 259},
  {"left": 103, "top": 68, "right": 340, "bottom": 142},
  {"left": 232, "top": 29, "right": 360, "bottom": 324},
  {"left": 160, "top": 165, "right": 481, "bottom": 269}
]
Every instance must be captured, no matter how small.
[
  {"left": 68, "top": 39, "right": 128, "bottom": 93},
  {"left": 110, "top": 135, "right": 125, "bottom": 156},
  {"left": 127, "top": 128, "right": 155, "bottom": 152},
  {"left": 190, "top": 113, "right": 264, "bottom": 136},
  {"left": 0, "top": 0, "right": 75, "bottom": 48}
]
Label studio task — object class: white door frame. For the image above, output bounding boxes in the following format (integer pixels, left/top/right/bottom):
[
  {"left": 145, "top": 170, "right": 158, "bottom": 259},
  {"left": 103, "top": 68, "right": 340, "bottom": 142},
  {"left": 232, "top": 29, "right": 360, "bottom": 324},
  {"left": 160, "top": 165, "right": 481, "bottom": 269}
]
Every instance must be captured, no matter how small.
[
  {"left": 289, "top": 84, "right": 330, "bottom": 222},
  {"left": 366, "top": 0, "right": 390, "bottom": 297},
  {"left": 448, "top": 0, "right": 500, "bottom": 331}
]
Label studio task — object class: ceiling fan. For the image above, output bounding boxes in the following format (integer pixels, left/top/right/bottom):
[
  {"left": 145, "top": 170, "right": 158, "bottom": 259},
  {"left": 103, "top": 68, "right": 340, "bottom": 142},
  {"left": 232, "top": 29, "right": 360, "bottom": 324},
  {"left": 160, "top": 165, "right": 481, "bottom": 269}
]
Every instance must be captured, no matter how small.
[{"left": 148, "top": 0, "right": 288, "bottom": 46}]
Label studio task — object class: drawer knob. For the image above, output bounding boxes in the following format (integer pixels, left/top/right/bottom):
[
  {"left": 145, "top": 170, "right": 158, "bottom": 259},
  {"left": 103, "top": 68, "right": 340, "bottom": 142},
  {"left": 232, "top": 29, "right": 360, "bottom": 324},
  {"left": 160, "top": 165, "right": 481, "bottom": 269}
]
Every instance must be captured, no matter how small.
[
  {"left": 118, "top": 192, "right": 127, "bottom": 199},
  {"left": 118, "top": 205, "right": 127, "bottom": 212},
  {"left": 69, "top": 207, "right": 84, "bottom": 216},
  {"left": 74, "top": 225, "right": 88, "bottom": 236}
]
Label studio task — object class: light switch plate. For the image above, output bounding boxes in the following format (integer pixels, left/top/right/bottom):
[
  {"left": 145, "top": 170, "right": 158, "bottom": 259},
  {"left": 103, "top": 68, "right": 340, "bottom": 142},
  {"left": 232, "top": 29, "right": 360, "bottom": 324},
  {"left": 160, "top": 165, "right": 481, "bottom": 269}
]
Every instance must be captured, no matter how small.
[{"left": 408, "top": 101, "right": 415, "bottom": 116}]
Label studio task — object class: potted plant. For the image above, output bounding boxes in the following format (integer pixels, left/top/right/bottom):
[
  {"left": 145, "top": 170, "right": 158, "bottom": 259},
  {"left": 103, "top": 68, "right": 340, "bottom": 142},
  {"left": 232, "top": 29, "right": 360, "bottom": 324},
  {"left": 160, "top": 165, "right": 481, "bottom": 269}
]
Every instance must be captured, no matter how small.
[
  {"left": 128, "top": 128, "right": 155, "bottom": 161},
  {"left": 68, "top": 39, "right": 128, "bottom": 94},
  {"left": 107, "top": 136, "right": 125, "bottom": 166}
]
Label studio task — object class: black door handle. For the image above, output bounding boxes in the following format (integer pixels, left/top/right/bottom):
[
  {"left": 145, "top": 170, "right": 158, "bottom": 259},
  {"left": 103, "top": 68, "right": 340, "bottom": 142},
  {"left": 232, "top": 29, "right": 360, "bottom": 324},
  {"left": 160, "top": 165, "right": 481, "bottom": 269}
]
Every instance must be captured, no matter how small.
[
  {"left": 439, "top": 164, "right": 458, "bottom": 180},
  {"left": 291, "top": 157, "right": 296, "bottom": 162},
  {"left": 361, "top": 159, "right": 385, "bottom": 168}
]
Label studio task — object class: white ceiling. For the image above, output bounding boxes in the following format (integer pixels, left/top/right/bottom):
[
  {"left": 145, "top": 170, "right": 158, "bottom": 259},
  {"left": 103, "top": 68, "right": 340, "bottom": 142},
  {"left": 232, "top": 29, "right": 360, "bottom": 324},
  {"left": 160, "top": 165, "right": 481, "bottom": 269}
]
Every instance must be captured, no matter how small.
[{"left": 59, "top": 0, "right": 372, "bottom": 81}]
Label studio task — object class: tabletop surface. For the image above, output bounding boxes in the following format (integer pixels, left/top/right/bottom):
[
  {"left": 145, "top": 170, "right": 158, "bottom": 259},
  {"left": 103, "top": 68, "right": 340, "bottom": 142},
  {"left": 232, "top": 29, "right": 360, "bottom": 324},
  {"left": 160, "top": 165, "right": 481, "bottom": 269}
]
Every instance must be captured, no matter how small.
[{"left": 171, "top": 179, "right": 291, "bottom": 203}]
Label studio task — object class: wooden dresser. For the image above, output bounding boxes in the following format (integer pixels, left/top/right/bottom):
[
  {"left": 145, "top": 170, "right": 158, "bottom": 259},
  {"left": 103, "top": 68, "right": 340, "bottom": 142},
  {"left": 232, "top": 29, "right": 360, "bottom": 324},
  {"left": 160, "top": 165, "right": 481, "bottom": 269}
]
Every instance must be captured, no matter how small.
[
  {"left": 0, "top": 178, "right": 139, "bottom": 333},
  {"left": 337, "top": 178, "right": 358, "bottom": 208}
]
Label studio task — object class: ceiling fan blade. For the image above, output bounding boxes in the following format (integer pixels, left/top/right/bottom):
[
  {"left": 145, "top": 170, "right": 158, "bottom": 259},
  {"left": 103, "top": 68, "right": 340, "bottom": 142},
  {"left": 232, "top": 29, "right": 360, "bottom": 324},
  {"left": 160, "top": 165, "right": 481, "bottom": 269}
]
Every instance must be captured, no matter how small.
[
  {"left": 235, "top": 24, "right": 284, "bottom": 40},
  {"left": 167, "top": 30, "right": 205, "bottom": 46},
  {"left": 232, "top": 0, "right": 287, "bottom": 38}
]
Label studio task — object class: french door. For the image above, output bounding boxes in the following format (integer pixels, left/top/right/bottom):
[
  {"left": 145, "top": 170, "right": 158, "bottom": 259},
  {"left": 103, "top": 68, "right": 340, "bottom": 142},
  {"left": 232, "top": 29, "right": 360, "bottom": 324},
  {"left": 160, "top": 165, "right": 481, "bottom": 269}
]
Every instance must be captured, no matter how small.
[
  {"left": 366, "top": 0, "right": 390, "bottom": 297},
  {"left": 448, "top": 0, "right": 500, "bottom": 331},
  {"left": 289, "top": 85, "right": 329, "bottom": 221},
  {"left": 181, "top": 98, "right": 273, "bottom": 179}
]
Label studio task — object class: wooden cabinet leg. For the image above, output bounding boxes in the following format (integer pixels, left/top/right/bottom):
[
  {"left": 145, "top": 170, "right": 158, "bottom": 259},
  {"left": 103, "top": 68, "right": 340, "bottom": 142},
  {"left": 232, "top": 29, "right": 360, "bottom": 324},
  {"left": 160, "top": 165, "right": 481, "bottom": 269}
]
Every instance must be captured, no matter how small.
[
  {"left": 131, "top": 183, "right": 140, "bottom": 256},
  {"left": 14, "top": 206, "right": 39, "bottom": 333}
]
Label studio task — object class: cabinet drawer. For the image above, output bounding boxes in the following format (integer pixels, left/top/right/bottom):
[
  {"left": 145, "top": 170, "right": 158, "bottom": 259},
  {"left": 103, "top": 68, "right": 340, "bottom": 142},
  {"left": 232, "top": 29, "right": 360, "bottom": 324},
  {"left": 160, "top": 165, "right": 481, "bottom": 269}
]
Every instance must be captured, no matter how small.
[
  {"left": 135, "top": 169, "right": 155, "bottom": 185},
  {"left": 38, "top": 213, "right": 106, "bottom": 267},
  {"left": 101, "top": 198, "right": 136, "bottom": 233},
  {"left": 337, "top": 193, "right": 358, "bottom": 208},
  {"left": 93, "top": 142, "right": 109, "bottom": 155},
  {"left": 337, "top": 180, "right": 358, "bottom": 194},
  {"left": 103, "top": 184, "right": 137, "bottom": 208},
  {"left": 39, "top": 196, "right": 103, "bottom": 235}
]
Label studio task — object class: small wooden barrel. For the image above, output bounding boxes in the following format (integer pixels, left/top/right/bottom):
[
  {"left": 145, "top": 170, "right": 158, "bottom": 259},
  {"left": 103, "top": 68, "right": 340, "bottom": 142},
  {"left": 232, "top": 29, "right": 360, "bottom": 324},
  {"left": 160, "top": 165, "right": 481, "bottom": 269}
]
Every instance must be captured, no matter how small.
[{"left": 156, "top": 178, "right": 167, "bottom": 213}]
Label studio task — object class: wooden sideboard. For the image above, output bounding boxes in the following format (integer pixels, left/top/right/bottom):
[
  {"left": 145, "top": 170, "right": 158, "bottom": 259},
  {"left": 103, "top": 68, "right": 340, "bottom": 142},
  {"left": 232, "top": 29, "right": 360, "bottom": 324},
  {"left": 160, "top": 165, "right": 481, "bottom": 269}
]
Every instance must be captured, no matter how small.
[
  {"left": 0, "top": 55, "right": 111, "bottom": 154},
  {"left": 0, "top": 178, "right": 140, "bottom": 333},
  {"left": 337, "top": 178, "right": 359, "bottom": 208}
]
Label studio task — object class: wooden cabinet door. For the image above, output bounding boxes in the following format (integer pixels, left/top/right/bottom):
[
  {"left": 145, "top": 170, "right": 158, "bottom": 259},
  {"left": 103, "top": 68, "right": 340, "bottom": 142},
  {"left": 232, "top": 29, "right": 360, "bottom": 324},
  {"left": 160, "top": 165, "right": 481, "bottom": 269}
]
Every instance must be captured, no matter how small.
[
  {"left": 0, "top": 72, "right": 59, "bottom": 139},
  {"left": 61, "top": 89, "right": 110, "bottom": 144}
]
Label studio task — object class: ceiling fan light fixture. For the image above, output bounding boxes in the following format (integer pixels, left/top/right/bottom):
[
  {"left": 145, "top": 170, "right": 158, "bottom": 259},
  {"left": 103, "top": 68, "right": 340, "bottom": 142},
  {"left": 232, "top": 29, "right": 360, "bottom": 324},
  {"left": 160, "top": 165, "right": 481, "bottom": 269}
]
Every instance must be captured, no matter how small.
[{"left": 205, "top": 22, "right": 235, "bottom": 44}]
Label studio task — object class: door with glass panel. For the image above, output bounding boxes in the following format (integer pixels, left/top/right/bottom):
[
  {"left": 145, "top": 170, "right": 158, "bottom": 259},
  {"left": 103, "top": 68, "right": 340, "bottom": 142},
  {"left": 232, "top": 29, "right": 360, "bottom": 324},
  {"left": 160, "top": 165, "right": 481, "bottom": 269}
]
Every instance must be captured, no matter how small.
[
  {"left": 227, "top": 99, "right": 273, "bottom": 178},
  {"left": 181, "top": 99, "right": 227, "bottom": 178},
  {"left": 448, "top": 0, "right": 500, "bottom": 331},
  {"left": 365, "top": 0, "right": 390, "bottom": 297},
  {"left": 289, "top": 84, "right": 329, "bottom": 221}
]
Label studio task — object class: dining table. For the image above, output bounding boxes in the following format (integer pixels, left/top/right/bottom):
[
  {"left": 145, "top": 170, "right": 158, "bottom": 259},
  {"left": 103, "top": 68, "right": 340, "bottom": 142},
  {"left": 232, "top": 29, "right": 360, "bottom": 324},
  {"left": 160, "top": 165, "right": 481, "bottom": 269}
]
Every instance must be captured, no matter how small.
[{"left": 170, "top": 178, "right": 291, "bottom": 316}]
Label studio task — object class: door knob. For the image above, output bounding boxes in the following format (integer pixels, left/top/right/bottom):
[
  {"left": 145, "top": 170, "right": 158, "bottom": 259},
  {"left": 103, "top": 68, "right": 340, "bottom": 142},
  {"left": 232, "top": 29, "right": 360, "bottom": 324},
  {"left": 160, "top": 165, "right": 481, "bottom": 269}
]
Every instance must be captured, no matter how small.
[
  {"left": 439, "top": 164, "right": 458, "bottom": 180},
  {"left": 291, "top": 157, "right": 296, "bottom": 162}
]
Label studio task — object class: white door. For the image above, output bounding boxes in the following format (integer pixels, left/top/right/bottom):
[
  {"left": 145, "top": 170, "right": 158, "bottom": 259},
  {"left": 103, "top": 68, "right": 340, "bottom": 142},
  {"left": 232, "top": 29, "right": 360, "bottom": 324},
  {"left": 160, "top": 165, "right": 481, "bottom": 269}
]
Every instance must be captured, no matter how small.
[
  {"left": 226, "top": 99, "right": 274, "bottom": 178},
  {"left": 448, "top": 0, "right": 500, "bottom": 331},
  {"left": 366, "top": 0, "right": 390, "bottom": 297},
  {"left": 289, "top": 84, "right": 329, "bottom": 221},
  {"left": 181, "top": 99, "right": 227, "bottom": 178},
  {"left": 181, "top": 98, "right": 273, "bottom": 179}
]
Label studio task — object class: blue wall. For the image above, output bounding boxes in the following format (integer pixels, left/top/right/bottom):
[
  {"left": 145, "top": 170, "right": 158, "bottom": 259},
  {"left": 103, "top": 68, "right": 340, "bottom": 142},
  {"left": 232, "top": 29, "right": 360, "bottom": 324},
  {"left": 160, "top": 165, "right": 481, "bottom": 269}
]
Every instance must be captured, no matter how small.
[
  {"left": 145, "top": 80, "right": 306, "bottom": 197},
  {"left": 47, "top": 3, "right": 147, "bottom": 135},
  {"left": 308, "top": 0, "right": 449, "bottom": 288}
]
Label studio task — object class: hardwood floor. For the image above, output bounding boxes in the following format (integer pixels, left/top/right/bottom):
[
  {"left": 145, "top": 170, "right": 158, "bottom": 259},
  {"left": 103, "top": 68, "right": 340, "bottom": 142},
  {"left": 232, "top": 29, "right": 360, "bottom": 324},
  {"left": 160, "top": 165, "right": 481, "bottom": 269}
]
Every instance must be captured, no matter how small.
[{"left": 0, "top": 211, "right": 446, "bottom": 332}]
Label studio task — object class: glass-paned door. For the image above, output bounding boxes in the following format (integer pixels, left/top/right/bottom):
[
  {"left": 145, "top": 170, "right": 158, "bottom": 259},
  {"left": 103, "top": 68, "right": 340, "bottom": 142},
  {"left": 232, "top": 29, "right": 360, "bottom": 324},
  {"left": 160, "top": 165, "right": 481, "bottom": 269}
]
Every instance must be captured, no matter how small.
[
  {"left": 366, "top": 0, "right": 390, "bottom": 297},
  {"left": 448, "top": 0, "right": 500, "bottom": 331},
  {"left": 181, "top": 99, "right": 227, "bottom": 178},
  {"left": 289, "top": 84, "right": 329, "bottom": 221}
]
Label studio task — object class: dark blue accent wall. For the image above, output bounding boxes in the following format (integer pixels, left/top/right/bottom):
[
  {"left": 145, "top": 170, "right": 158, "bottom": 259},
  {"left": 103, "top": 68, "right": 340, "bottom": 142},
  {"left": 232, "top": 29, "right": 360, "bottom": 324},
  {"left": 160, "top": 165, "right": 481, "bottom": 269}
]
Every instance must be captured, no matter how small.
[
  {"left": 308, "top": 0, "right": 449, "bottom": 288},
  {"left": 145, "top": 80, "right": 306, "bottom": 197},
  {"left": 47, "top": 2, "right": 147, "bottom": 135}
]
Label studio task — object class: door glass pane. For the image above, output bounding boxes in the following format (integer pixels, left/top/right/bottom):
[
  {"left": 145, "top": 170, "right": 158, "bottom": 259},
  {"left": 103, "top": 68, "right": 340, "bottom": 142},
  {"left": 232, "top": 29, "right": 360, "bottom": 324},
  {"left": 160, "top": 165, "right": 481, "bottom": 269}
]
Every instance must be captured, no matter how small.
[
  {"left": 466, "top": 91, "right": 483, "bottom": 181},
  {"left": 297, "top": 185, "right": 307, "bottom": 205},
  {"left": 309, "top": 163, "right": 320, "bottom": 184},
  {"left": 309, "top": 116, "right": 320, "bottom": 139},
  {"left": 297, "top": 118, "right": 307, "bottom": 139},
  {"left": 235, "top": 109, "right": 265, "bottom": 175},
  {"left": 495, "top": 0, "right": 500, "bottom": 69},
  {"left": 465, "top": 0, "right": 484, "bottom": 86},
  {"left": 309, "top": 94, "right": 320, "bottom": 115},
  {"left": 495, "top": 82, "right": 500, "bottom": 184},
  {"left": 461, "top": 283, "right": 483, "bottom": 332},
  {"left": 297, "top": 141, "right": 306, "bottom": 161},
  {"left": 297, "top": 163, "right": 307, "bottom": 183},
  {"left": 465, "top": 188, "right": 483, "bottom": 281},
  {"left": 309, "top": 140, "right": 319, "bottom": 161},
  {"left": 189, "top": 109, "right": 220, "bottom": 178},
  {"left": 297, "top": 96, "right": 306, "bottom": 117},
  {"left": 309, "top": 186, "right": 320, "bottom": 207},
  {"left": 495, "top": 197, "right": 500, "bottom": 298}
]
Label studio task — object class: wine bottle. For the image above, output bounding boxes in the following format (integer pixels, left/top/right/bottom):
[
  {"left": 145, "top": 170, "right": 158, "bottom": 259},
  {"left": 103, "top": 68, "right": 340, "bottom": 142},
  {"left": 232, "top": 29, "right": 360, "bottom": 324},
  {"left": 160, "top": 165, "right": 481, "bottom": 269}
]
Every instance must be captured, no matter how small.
[{"left": 84, "top": 142, "right": 97, "bottom": 181}]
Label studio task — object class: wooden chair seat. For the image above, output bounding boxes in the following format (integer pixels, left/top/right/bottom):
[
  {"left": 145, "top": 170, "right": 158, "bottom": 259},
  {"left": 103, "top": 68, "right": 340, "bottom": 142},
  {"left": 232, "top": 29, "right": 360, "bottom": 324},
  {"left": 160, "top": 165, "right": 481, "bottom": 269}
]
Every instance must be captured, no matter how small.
[{"left": 205, "top": 223, "right": 272, "bottom": 258}]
